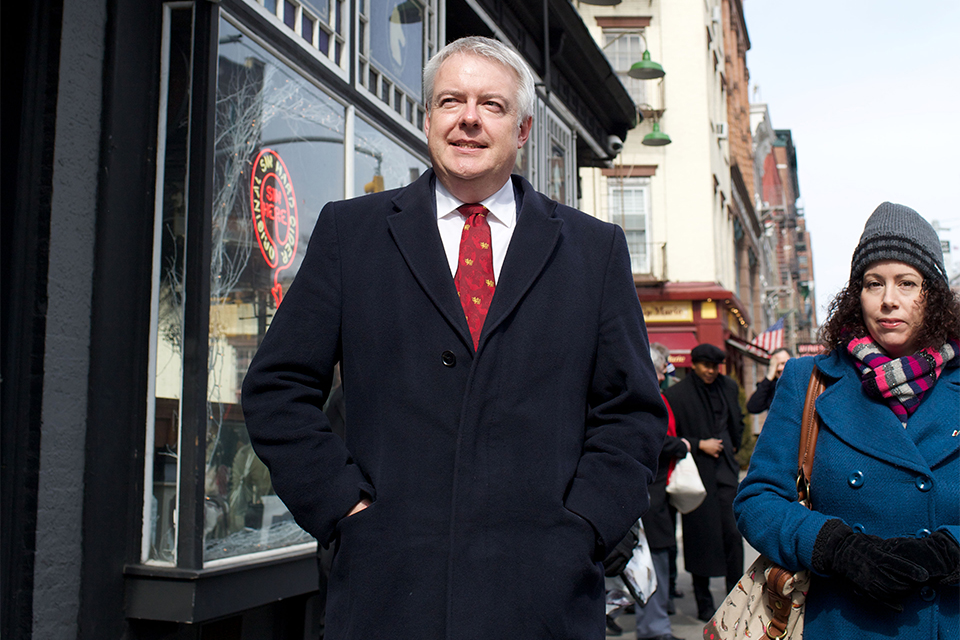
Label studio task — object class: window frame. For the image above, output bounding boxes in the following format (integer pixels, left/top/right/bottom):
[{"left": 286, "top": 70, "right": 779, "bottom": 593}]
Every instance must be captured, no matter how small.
[
  {"left": 607, "top": 176, "right": 652, "bottom": 274},
  {"left": 142, "top": 2, "right": 431, "bottom": 573}
]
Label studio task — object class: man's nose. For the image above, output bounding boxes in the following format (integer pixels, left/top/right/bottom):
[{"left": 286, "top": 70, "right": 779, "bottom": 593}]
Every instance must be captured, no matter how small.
[{"left": 460, "top": 101, "right": 480, "bottom": 126}]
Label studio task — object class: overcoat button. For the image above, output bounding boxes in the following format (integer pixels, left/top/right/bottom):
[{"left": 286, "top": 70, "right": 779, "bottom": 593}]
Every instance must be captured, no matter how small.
[
  {"left": 915, "top": 475, "right": 932, "bottom": 492},
  {"left": 847, "top": 471, "right": 865, "bottom": 488},
  {"left": 916, "top": 528, "right": 932, "bottom": 538},
  {"left": 920, "top": 586, "right": 935, "bottom": 602},
  {"left": 441, "top": 351, "right": 456, "bottom": 367},
  {"left": 852, "top": 523, "right": 866, "bottom": 533}
]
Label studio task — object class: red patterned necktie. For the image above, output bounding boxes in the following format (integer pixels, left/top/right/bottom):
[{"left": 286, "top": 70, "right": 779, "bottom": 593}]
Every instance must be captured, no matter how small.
[{"left": 455, "top": 204, "right": 496, "bottom": 350}]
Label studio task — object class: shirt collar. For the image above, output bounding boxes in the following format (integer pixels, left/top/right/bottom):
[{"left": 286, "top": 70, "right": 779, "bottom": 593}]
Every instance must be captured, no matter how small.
[{"left": 435, "top": 179, "right": 517, "bottom": 229}]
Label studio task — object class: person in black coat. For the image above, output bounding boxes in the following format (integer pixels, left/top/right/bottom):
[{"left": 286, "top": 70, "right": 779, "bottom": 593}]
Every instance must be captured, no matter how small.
[
  {"left": 745, "top": 347, "right": 791, "bottom": 414},
  {"left": 662, "top": 343, "right": 745, "bottom": 622},
  {"left": 242, "top": 36, "right": 667, "bottom": 640}
]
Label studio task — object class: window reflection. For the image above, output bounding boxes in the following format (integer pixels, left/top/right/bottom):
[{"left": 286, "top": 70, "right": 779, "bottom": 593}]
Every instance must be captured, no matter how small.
[
  {"left": 204, "top": 18, "right": 347, "bottom": 562},
  {"left": 548, "top": 142, "right": 566, "bottom": 204},
  {"left": 369, "top": 1, "right": 424, "bottom": 102},
  {"left": 147, "top": 5, "right": 193, "bottom": 565},
  {"left": 353, "top": 116, "right": 427, "bottom": 196}
]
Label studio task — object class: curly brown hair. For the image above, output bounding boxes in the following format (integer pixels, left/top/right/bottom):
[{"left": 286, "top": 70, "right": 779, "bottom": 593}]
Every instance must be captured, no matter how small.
[{"left": 818, "top": 275, "right": 960, "bottom": 353}]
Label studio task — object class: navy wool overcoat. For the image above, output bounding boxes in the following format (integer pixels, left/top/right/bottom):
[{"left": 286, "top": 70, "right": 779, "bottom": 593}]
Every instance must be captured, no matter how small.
[{"left": 241, "top": 170, "right": 668, "bottom": 640}]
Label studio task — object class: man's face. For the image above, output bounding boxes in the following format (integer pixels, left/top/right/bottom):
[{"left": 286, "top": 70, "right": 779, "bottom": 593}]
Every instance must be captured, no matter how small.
[
  {"left": 692, "top": 361, "right": 719, "bottom": 385},
  {"left": 424, "top": 53, "right": 532, "bottom": 203}
]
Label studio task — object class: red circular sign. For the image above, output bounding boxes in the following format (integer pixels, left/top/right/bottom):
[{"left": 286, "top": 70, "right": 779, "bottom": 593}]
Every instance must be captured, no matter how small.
[{"left": 250, "top": 149, "right": 298, "bottom": 305}]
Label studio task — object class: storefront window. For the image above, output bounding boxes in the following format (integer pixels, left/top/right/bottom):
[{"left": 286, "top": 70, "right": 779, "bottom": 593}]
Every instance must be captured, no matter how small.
[
  {"left": 203, "top": 17, "right": 348, "bottom": 563},
  {"left": 353, "top": 116, "right": 428, "bottom": 195},
  {"left": 145, "top": 4, "right": 194, "bottom": 565},
  {"left": 146, "top": 7, "right": 430, "bottom": 569}
]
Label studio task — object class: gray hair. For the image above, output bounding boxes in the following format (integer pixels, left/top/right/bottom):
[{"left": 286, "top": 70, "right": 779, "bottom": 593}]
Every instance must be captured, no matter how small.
[
  {"left": 422, "top": 36, "right": 536, "bottom": 123},
  {"left": 649, "top": 345, "right": 666, "bottom": 373}
]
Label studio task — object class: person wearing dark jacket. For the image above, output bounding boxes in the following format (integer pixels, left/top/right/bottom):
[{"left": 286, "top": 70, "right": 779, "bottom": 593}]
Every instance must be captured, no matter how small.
[
  {"left": 242, "top": 36, "right": 667, "bottom": 640},
  {"left": 603, "top": 347, "right": 687, "bottom": 640},
  {"left": 745, "top": 347, "right": 791, "bottom": 414},
  {"left": 663, "top": 343, "right": 745, "bottom": 622}
]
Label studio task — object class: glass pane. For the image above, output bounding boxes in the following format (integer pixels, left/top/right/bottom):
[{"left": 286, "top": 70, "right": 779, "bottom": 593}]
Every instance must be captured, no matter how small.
[
  {"left": 512, "top": 142, "right": 529, "bottom": 179},
  {"left": 205, "top": 17, "right": 347, "bottom": 562},
  {"left": 283, "top": 0, "right": 296, "bottom": 29},
  {"left": 547, "top": 141, "right": 566, "bottom": 204},
  {"left": 353, "top": 116, "right": 427, "bottom": 196},
  {"left": 608, "top": 180, "right": 651, "bottom": 273},
  {"left": 301, "top": 15, "right": 313, "bottom": 43},
  {"left": 369, "top": 0, "right": 424, "bottom": 101},
  {"left": 318, "top": 28, "right": 330, "bottom": 57},
  {"left": 301, "top": 0, "right": 329, "bottom": 23},
  {"left": 146, "top": 5, "right": 194, "bottom": 565}
]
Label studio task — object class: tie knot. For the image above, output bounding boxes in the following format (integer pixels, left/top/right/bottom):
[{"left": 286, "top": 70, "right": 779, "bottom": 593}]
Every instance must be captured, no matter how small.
[{"left": 458, "top": 203, "right": 488, "bottom": 221}]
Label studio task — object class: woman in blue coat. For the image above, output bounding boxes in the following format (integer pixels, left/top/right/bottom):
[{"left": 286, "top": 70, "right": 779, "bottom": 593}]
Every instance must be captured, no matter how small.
[{"left": 735, "top": 202, "right": 959, "bottom": 640}]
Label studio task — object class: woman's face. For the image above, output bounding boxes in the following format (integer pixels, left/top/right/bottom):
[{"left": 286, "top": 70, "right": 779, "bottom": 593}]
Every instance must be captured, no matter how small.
[{"left": 860, "top": 260, "right": 925, "bottom": 358}]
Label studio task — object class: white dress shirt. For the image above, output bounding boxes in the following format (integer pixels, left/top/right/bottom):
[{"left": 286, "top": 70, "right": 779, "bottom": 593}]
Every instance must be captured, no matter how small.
[{"left": 435, "top": 180, "right": 517, "bottom": 282}]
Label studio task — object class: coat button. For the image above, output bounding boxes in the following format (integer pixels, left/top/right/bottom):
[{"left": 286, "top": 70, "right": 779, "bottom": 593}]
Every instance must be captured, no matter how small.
[
  {"left": 852, "top": 523, "right": 866, "bottom": 533},
  {"left": 847, "top": 471, "right": 865, "bottom": 488},
  {"left": 920, "top": 586, "right": 935, "bottom": 602},
  {"left": 915, "top": 475, "right": 932, "bottom": 492},
  {"left": 441, "top": 351, "right": 456, "bottom": 367},
  {"left": 916, "top": 528, "right": 932, "bottom": 538}
]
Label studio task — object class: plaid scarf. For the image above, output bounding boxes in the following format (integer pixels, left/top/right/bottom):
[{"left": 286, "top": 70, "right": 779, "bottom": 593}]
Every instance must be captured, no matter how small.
[{"left": 847, "top": 336, "right": 960, "bottom": 426}]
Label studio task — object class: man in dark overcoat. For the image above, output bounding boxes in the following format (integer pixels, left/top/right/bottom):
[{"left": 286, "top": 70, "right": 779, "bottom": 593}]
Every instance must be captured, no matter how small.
[
  {"left": 662, "top": 343, "right": 745, "bottom": 621},
  {"left": 241, "top": 36, "right": 667, "bottom": 640}
]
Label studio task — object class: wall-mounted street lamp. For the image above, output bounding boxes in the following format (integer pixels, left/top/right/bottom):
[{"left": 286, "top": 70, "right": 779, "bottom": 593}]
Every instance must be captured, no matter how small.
[
  {"left": 628, "top": 49, "right": 665, "bottom": 80},
  {"left": 637, "top": 104, "right": 671, "bottom": 147}
]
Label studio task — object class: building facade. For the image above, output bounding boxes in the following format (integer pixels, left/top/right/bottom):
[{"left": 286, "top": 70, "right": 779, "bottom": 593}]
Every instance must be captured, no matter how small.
[
  {"left": 1, "top": 1, "right": 637, "bottom": 638},
  {"left": 750, "top": 105, "right": 818, "bottom": 351},
  {"left": 575, "top": 0, "right": 760, "bottom": 384}
]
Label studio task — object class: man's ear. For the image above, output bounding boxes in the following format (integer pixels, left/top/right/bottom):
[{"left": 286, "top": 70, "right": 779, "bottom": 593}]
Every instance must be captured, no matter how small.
[{"left": 517, "top": 116, "right": 533, "bottom": 148}]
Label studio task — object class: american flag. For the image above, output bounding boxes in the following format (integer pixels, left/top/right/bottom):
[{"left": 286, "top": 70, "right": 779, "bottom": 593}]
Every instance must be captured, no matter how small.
[{"left": 751, "top": 317, "right": 784, "bottom": 354}]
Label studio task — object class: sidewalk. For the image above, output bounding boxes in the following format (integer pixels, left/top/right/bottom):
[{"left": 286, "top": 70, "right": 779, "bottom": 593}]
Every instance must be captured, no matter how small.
[{"left": 609, "top": 535, "right": 759, "bottom": 640}]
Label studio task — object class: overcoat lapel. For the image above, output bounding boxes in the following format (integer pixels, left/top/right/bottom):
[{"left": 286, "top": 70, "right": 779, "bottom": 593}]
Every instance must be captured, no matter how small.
[
  {"left": 386, "top": 170, "right": 473, "bottom": 349},
  {"left": 815, "top": 352, "right": 933, "bottom": 474},
  {"left": 908, "top": 370, "right": 960, "bottom": 468},
  {"left": 480, "top": 177, "right": 562, "bottom": 349}
]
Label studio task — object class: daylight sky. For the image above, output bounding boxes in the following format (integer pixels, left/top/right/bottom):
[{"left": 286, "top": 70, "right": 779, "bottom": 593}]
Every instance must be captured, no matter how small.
[{"left": 742, "top": 0, "right": 960, "bottom": 321}]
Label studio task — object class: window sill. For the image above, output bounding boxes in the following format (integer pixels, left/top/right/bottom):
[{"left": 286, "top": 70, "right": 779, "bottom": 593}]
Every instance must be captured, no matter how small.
[{"left": 124, "top": 551, "right": 319, "bottom": 623}]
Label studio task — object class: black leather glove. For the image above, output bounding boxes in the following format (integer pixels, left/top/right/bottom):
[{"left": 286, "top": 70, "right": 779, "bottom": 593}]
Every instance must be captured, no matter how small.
[
  {"left": 880, "top": 530, "right": 960, "bottom": 585},
  {"left": 603, "top": 523, "right": 639, "bottom": 577},
  {"left": 812, "top": 519, "right": 929, "bottom": 610}
]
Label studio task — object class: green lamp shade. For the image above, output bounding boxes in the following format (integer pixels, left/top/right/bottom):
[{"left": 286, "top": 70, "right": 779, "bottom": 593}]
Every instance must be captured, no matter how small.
[
  {"left": 628, "top": 50, "right": 665, "bottom": 80},
  {"left": 642, "top": 122, "right": 672, "bottom": 146}
]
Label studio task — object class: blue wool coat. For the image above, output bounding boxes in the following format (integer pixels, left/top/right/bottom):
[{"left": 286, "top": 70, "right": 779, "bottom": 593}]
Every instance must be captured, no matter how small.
[
  {"left": 734, "top": 350, "right": 959, "bottom": 640},
  {"left": 241, "top": 170, "right": 667, "bottom": 640}
]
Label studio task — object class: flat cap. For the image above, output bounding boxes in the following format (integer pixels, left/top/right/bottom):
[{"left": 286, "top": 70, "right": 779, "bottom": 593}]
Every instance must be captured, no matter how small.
[{"left": 691, "top": 343, "right": 726, "bottom": 364}]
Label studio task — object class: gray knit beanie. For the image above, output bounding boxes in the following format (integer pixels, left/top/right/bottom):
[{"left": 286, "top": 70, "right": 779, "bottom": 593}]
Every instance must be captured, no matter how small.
[{"left": 850, "top": 202, "right": 947, "bottom": 284}]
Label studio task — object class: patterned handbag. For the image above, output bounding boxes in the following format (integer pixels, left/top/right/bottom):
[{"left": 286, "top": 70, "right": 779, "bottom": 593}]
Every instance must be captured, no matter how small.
[{"left": 703, "top": 366, "right": 826, "bottom": 640}]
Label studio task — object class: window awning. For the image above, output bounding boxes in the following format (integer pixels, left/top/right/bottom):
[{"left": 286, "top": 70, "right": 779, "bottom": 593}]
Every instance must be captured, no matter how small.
[
  {"left": 726, "top": 336, "right": 771, "bottom": 365},
  {"left": 647, "top": 331, "right": 699, "bottom": 367}
]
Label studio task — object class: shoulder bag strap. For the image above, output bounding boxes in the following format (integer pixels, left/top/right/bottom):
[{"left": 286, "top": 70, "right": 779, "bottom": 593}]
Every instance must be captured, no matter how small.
[
  {"left": 766, "top": 366, "right": 827, "bottom": 640},
  {"left": 796, "top": 365, "right": 826, "bottom": 507}
]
